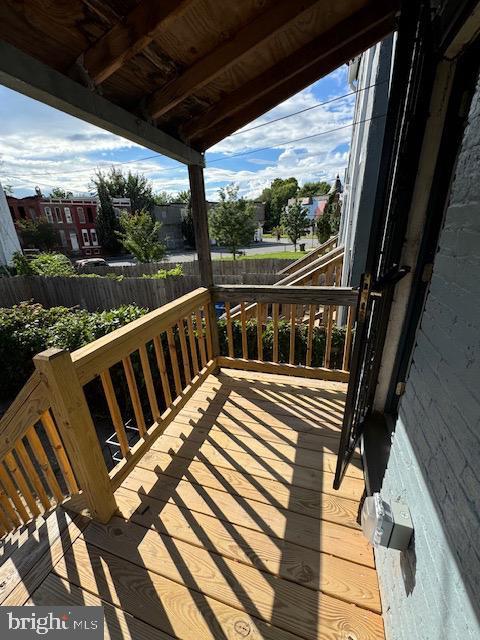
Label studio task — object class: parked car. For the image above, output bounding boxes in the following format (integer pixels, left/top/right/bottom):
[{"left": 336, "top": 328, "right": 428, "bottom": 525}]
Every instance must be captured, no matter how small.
[{"left": 75, "top": 257, "right": 108, "bottom": 268}]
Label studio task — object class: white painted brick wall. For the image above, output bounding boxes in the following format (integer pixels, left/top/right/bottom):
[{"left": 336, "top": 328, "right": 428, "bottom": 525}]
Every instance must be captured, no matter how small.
[{"left": 375, "top": 73, "right": 480, "bottom": 640}]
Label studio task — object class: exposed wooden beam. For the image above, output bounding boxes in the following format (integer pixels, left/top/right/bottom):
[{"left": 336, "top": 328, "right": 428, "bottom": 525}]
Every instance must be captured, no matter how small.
[
  {"left": 0, "top": 39, "right": 203, "bottom": 166},
  {"left": 212, "top": 285, "right": 359, "bottom": 306},
  {"left": 147, "top": 0, "right": 321, "bottom": 120},
  {"left": 82, "top": 0, "right": 191, "bottom": 85},
  {"left": 182, "top": 1, "right": 398, "bottom": 143}
]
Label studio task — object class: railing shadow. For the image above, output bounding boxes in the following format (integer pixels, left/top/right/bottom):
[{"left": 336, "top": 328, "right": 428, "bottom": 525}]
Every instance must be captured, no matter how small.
[{"left": 3, "top": 371, "right": 356, "bottom": 639}]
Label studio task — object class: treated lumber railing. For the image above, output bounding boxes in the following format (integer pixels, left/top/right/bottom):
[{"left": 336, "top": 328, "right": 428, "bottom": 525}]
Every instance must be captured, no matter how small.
[
  {"left": 0, "top": 284, "right": 356, "bottom": 533},
  {"left": 213, "top": 285, "right": 357, "bottom": 383},
  {"left": 277, "top": 234, "right": 339, "bottom": 276}
]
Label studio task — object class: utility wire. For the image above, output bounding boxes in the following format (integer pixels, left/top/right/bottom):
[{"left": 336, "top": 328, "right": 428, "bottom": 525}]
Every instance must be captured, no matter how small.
[
  {"left": 208, "top": 113, "right": 387, "bottom": 164},
  {"left": 230, "top": 80, "right": 387, "bottom": 136}
]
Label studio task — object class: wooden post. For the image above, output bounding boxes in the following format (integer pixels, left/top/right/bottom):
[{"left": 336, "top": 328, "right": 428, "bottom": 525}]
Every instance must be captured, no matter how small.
[
  {"left": 34, "top": 348, "right": 117, "bottom": 523},
  {"left": 188, "top": 164, "right": 220, "bottom": 359}
]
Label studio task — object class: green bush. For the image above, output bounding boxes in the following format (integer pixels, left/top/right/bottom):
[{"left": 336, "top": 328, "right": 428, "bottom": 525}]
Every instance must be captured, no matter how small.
[
  {"left": 0, "top": 302, "right": 147, "bottom": 401},
  {"left": 217, "top": 316, "right": 346, "bottom": 369},
  {"left": 141, "top": 264, "right": 184, "bottom": 279},
  {"left": 12, "top": 252, "right": 75, "bottom": 277}
]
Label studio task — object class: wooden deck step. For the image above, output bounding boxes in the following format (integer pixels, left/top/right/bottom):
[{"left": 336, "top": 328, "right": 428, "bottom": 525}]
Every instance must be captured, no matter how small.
[
  {"left": 118, "top": 469, "right": 374, "bottom": 567},
  {"left": 74, "top": 517, "right": 383, "bottom": 640},
  {"left": 114, "top": 492, "right": 381, "bottom": 613},
  {"left": 134, "top": 447, "right": 361, "bottom": 528}
]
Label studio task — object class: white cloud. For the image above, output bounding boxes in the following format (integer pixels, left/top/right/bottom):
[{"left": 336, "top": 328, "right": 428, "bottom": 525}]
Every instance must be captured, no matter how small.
[{"left": 0, "top": 66, "right": 353, "bottom": 200}]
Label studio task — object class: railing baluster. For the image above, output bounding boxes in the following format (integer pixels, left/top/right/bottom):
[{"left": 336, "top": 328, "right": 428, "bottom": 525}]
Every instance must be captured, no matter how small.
[
  {"left": 177, "top": 318, "right": 192, "bottom": 386},
  {"left": 122, "top": 355, "right": 147, "bottom": 437},
  {"left": 187, "top": 315, "right": 199, "bottom": 376},
  {"left": 240, "top": 302, "right": 248, "bottom": 359},
  {"left": 16, "top": 439, "right": 51, "bottom": 511},
  {"left": 4, "top": 451, "right": 40, "bottom": 518},
  {"left": 0, "top": 463, "right": 29, "bottom": 523},
  {"left": 306, "top": 303, "right": 316, "bottom": 367},
  {"left": 272, "top": 303, "right": 279, "bottom": 363},
  {"left": 100, "top": 369, "right": 130, "bottom": 458},
  {"left": 41, "top": 410, "right": 79, "bottom": 495},
  {"left": 256, "top": 303, "right": 264, "bottom": 361},
  {"left": 139, "top": 344, "right": 161, "bottom": 423},
  {"left": 167, "top": 326, "right": 182, "bottom": 396},
  {"left": 0, "top": 484, "right": 20, "bottom": 528},
  {"left": 195, "top": 309, "right": 207, "bottom": 368},
  {"left": 204, "top": 304, "right": 214, "bottom": 361},
  {"left": 343, "top": 306, "right": 354, "bottom": 371},
  {"left": 289, "top": 304, "right": 296, "bottom": 365},
  {"left": 0, "top": 508, "right": 9, "bottom": 536},
  {"left": 324, "top": 305, "right": 334, "bottom": 368},
  {"left": 26, "top": 427, "right": 64, "bottom": 505},
  {"left": 225, "top": 302, "right": 234, "bottom": 358},
  {"left": 153, "top": 335, "right": 172, "bottom": 406}
]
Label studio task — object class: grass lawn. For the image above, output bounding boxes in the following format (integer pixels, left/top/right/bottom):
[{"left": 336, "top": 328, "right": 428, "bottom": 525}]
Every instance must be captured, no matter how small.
[{"left": 214, "top": 251, "right": 306, "bottom": 260}]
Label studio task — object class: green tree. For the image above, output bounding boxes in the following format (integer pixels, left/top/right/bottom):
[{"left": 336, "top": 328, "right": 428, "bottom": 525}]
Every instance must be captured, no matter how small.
[
  {"left": 153, "top": 191, "right": 173, "bottom": 205},
  {"left": 16, "top": 216, "right": 57, "bottom": 250},
  {"left": 92, "top": 171, "right": 120, "bottom": 252},
  {"left": 281, "top": 202, "right": 311, "bottom": 251},
  {"left": 315, "top": 214, "right": 332, "bottom": 244},
  {"left": 49, "top": 187, "right": 73, "bottom": 199},
  {"left": 209, "top": 184, "right": 256, "bottom": 259},
  {"left": 297, "top": 181, "right": 330, "bottom": 198},
  {"left": 93, "top": 167, "right": 155, "bottom": 213},
  {"left": 179, "top": 192, "right": 195, "bottom": 248},
  {"left": 116, "top": 211, "right": 165, "bottom": 263},
  {"left": 325, "top": 192, "right": 341, "bottom": 234},
  {"left": 261, "top": 177, "right": 298, "bottom": 231},
  {"left": 3, "top": 184, "right": 14, "bottom": 196}
]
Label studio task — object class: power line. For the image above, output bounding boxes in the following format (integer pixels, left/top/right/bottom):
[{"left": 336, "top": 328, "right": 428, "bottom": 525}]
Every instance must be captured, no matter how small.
[
  {"left": 231, "top": 80, "right": 387, "bottom": 136},
  {"left": 208, "top": 113, "right": 387, "bottom": 164}
]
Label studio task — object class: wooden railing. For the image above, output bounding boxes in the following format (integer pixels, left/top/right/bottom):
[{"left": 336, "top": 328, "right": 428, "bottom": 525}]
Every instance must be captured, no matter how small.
[
  {"left": 0, "top": 372, "right": 77, "bottom": 537},
  {"left": 277, "top": 234, "right": 339, "bottom": 276},
  {"left": 0, "top": 285, "right": 356, "bottom": 534},
  {"left": 213, "top": 285, "right": 357, "bottom": 383}
]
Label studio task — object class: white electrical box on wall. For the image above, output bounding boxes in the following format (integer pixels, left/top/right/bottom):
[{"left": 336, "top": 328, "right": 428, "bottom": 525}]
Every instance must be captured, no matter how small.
[{"left": 361, "top": 493, "right": 413, "bottom": 550}]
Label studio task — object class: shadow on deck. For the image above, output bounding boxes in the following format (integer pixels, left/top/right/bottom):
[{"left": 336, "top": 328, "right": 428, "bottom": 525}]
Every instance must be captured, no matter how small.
[{"left": 0, "top": 370, "right": 383, "bottom": 640}]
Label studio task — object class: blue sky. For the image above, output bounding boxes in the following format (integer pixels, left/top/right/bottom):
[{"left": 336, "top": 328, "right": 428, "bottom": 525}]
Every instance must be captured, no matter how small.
[{"left": 0, "top": 66, "right": 353, "bottom": 200}]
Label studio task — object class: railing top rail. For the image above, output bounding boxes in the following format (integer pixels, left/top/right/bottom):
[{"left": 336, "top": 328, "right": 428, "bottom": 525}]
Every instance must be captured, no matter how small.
[
  {"left": 72, "top": 287, "right": 210, "bottom": 385},
  {"left": 0, "top": 371, "right": 50, "bottom": 461},
  {"left": 212, "top": 285, "right": 358, "bottom": 306}
]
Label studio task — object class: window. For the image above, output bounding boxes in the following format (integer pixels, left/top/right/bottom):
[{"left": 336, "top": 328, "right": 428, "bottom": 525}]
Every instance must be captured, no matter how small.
[
  {"left": 59, "top": 230, "right": 67, "bottom": 247},
  {"left": 81, "top": 229, "right": 90, "bottom": 246},
  {"left": 44, "top": 206, "right": 53, "bottom": 223},
  {"left": 94, "top": 248, "right": 100, "bottom": 255},
  {"left": 69, "top": 231, "right": 79, "bottom": 251},
  {"left": 77, "top": 207, "right": 85, "bottom": 224},
  {"left": 86, "top": 206, "right": 94, "bottom": 223},
  {"left": 64, "top": 207, "right": 72, "bottom": 223},
  {"left": 90, "top": 229, "right": 98, "bottom": 246},
  {"left": 18, "top": 206, "right": 26, "bottom": 219},
  {"left": 54, "top": 206, "right": 62, "bottom": 223},
  {"left": 29, "top": 207, "right": 36, "bottom": 220}
]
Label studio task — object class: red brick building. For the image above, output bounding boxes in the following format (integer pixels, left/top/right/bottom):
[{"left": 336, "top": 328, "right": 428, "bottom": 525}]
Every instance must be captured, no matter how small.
[{"left": 7, "top": 195, "right": 101, "bottom": 257}]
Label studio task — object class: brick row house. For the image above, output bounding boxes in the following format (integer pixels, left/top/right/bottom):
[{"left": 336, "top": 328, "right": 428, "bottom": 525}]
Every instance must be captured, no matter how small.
[{"left": 7, "top": 194, "right": 101, "bottom": 257}]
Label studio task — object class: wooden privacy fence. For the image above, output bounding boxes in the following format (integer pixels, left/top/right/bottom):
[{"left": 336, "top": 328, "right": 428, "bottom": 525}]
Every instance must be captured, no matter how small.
[
  {"left": 0, "top": 285, "right": 357, "bottom": 535},
  {"left": 0, "top": 273, "right": 278, "bottom": 311}
]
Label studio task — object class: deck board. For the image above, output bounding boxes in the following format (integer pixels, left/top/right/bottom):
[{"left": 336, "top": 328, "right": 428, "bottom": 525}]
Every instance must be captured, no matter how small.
[{"left": 5, "top": 370, "right": 383, "bottom": 639}]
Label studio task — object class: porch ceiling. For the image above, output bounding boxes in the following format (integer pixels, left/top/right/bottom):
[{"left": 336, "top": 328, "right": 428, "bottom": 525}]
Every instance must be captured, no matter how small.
[{"left": 0, "top": 0, "right": 398, "bottom": 164}]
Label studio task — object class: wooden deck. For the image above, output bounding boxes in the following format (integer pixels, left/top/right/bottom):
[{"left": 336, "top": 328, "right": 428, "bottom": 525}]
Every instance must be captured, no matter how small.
[{"left": 0, "top": 370, "right": 383, "bottom": 640}]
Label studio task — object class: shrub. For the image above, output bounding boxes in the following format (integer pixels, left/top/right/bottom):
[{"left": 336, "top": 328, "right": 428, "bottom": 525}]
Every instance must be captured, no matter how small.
[
  {"left": 142, "top": 264, "right": 184, "bottom": 279},
  {"left": 12, "top": 252, "right": 76, "bottom": 277},
  {"left": 0, "top": 302, "right": 146, "bottom": 401},
  {"left": 217, "top": 316, "right": 346, "bottom": 369}
]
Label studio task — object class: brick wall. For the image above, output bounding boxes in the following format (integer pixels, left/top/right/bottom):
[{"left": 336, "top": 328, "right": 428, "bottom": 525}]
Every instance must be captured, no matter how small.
[{"left": 375, "top": 75, "right": 480, "bottom": 639}]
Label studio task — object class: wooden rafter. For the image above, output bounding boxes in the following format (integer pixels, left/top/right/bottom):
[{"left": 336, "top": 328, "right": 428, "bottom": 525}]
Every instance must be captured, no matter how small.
[
  {"left": 182, "top": 0, "right": 398, "bottom": 144},
  {"left": 195, "top": 12, "right": 396, "bottom": 149},
  {"left": 146, "top": 0, "right": 321, "bottom": 120},
  {"left": 82, "top": 0, "right": 192, "bottom": 85}
]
